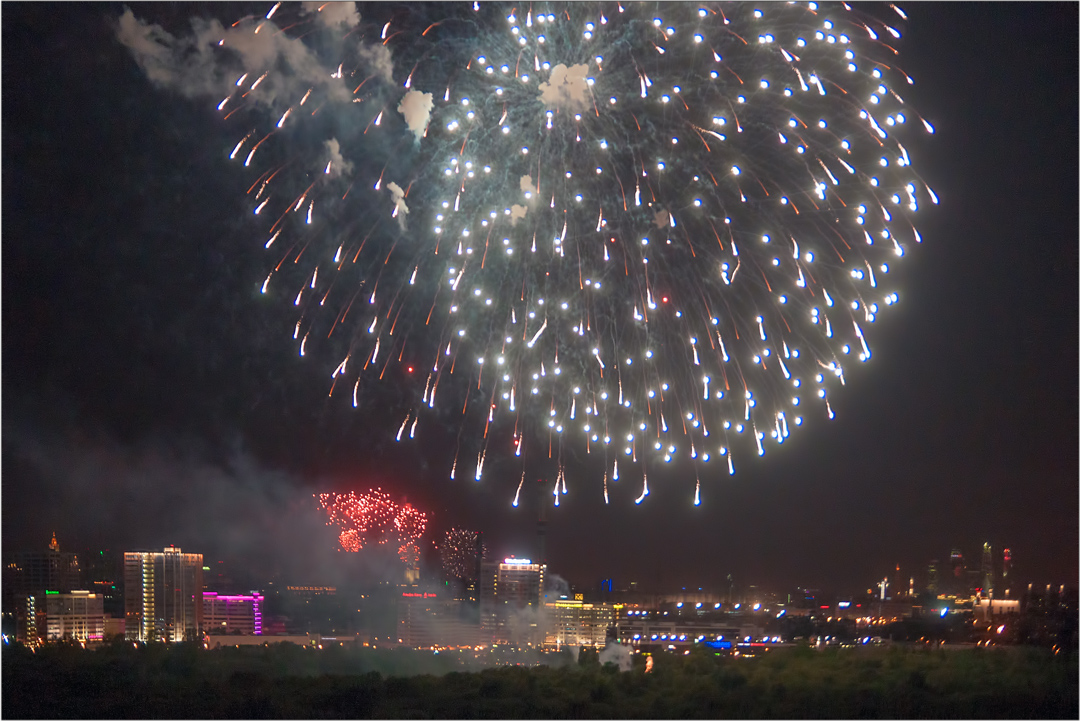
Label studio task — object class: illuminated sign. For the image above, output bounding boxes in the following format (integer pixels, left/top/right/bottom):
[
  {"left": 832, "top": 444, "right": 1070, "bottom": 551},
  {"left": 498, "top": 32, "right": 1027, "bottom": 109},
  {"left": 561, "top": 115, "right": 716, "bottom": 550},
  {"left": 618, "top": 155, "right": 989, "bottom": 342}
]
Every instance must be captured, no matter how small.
[
  {"left": 838, "top": 601, "right": 851, "bottom": 608},
  {"left": 502, "top": 558, "right": 533, "bottom": 565},
  {"left": 401, "top": 592, "right": 438, "bottom": 598},
  {"left": 574, "top": 594, "right": 584, "bottom": 601}
]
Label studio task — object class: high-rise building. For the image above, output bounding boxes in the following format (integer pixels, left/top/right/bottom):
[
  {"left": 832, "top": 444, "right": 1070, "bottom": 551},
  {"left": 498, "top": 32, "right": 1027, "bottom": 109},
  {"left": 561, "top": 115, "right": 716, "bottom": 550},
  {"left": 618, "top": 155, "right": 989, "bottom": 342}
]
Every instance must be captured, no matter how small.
[
  {"left": 927, "top": 561, "right": 939, "bottom": 595},
  {"left": 45, "top": 591, "right": 105, "bottom": 643},
  {"left": 479, "top": 557, "right": 546, "bottom": 646},
  {"left": 949, "top": 549, "right": 964, "bottom": 579},
  {"left": 402, "top": 540, "right": 421, "bottom": 585},
  {"left": 1002, "top": 548, "right": 1012, "bottom": 585},
  {"left": 81, "top": 550, "right": 123, "bottom": 618},
  {"left": 14, "top": 594, "right": 43, "bottom": 645},
  {"left": 4, "top": 534, "right": 82, "bottom": 645},
  {"left": 545, "top": 599, "right": 614, "bottom": 649},
  {"left": 4, "top": 533, "right": 82, "bottom": 599},
  {"left": 981, "top": 542, "right": 994, "bottom": 596},
  {"left": 202, "top": 592, "right": 263, "bottom": 636},
  {"left": 124, "top": 547, "right": 204, "bottom": 642},
  {"left": 397, "top": 589, "right": 478, "bottom": 648}
]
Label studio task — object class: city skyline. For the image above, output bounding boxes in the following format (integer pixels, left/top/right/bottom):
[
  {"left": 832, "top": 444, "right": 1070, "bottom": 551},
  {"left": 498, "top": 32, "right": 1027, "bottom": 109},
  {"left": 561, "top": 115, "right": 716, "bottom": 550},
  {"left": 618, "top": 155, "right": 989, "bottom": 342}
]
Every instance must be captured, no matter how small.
[
  {"left": 3, "top": 2, "right": 1077, "bottom": 594},
  {"left": 6, "top": 530, "right": 1054, "bottom": 603}
]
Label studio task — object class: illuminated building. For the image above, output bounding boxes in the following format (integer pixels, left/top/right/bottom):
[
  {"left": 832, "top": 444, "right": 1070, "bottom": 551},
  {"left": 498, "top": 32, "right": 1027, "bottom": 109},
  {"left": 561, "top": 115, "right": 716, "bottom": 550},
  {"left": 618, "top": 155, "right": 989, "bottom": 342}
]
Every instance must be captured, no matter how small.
[
  {"left": 14, "top": 594, "right": 43, "bottom": 645},
  {"left": 545, "top": 599, "right": 614, "bottom": 649},
  {"left": 4, "top": 534, "right": 82, "bottom": 644},
  {"left": 974, "top": 597, "right": 1020, "bottom": 623},
  {"left": 981, "top": 542, "right": 994, "bottom": 596},
  {"left": 5, "top": 533, "right": 82, "bottom": 599},
  {"left": 616, "top": 610, "right": 765, "bottom": 650},
  {"left": 403, "top": 540, "right": 421, "bottom": 585},
  {"left": 950, "top": 549, "right": 964, "bottom": 579},
  {"left": 1002, "top": 548, "right": 1012, "bottom": 586},
  {"left": 45, "top": 591, "right": 105, "bottom": 643},
  {"left": 123, "top": 547, "right": 204, "bottom": 642},
  {"left": 479, "top": 557, "right": 546, "bottom": 646},
  {"left": 285, "top": 586, "right": 336, "bottom": 599},
  {"left": 927, "top": 561, "right": 939, "bottom": 594},
  {"left": 202, "top": 592, "right": 263, "bottom": 635},
  {"left": 397, "top": 590, "right": 478, "bottom": 648}
]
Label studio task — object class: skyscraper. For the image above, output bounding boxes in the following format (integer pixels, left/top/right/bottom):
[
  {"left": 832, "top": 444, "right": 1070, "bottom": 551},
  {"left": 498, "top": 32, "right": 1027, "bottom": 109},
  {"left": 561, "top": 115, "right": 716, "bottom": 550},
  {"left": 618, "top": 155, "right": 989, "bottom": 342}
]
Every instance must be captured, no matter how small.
[
  {"left": 981, "top": 542, "right": 994, "bottom": 596},
  {"left": 479, "top": 557, "right": 546, "bottom": 646},
  {"left": 1002, "top": 548, "right": 1012, "bottom": 585},
  {"left": 4, "top": 533, "right": 81, "bottom": 599},
  {"left": 124, "top": 547, "right": 204, "bottom": 642},
  {"left": 927, "top": 561, "right": 939, "bottom": 595},
  {"left": 949, "top": 549, "right": 964, "bottom": 579},
  {"left": 4, "top": 534, "right": 82, "bottom": 644}
]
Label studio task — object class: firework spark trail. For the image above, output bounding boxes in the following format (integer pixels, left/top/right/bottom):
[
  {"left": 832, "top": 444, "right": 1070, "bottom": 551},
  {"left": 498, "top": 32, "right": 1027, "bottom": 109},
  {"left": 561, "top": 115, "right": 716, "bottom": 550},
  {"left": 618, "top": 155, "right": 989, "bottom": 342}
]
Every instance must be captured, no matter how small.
[
  {"left": 317, "top": 489, "right": 428, "bottom": 561},
  {"left": 225, "top": 2, "right": 934, "bottom": 506}
]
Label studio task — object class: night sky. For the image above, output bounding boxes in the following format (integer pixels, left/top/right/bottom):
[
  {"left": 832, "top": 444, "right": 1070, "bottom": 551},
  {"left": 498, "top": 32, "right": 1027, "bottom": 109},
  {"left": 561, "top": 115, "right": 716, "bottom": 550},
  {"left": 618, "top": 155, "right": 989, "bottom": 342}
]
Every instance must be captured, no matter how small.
[{"left": 3, "top": 3, "right": 1077, "bottom": 595}]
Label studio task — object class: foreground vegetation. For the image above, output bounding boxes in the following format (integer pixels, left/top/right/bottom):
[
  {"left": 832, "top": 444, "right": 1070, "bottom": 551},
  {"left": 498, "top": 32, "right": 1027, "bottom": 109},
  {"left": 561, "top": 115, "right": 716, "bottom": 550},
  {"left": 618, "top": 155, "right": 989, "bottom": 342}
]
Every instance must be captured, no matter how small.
[{"left": 3, "top": 641, "right": 1076, "bottom": 718}]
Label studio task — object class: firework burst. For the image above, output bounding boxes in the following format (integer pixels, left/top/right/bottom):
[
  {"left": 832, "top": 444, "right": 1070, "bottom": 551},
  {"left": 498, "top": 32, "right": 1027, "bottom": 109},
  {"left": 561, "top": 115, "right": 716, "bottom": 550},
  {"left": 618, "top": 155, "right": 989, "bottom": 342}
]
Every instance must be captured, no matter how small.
[
  {"left": 438, "top": 527, "right": 487, "bottom": 580},
  {"left": 317, "top": 489, "right": 428, "bottom": 561},
  {"left": 221, "top": 2, "right": 935, "bottom": 505}
]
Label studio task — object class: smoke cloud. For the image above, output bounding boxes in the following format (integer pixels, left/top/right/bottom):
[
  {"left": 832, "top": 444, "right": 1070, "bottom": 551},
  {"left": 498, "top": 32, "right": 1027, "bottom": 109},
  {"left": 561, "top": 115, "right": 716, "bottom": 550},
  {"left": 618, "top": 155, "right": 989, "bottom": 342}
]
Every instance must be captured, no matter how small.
[
  {"left": 599, "top": 641, "right": 633, "bottom": 671},
  {"left": 358, "top": 43, "right": 394, "bottom": 84},
  {"left": 397, "top": 90, "right": 434, "bottom": 142},
  {"left": 2, "top": 425, "right": 400, "bottom": 588},
  {"left": 652, "top": 207, "right": 672, "bottom": 229},
  {"left": 323, "top": 138, "right": 354, "bottom": 179},
  {"left": 300, "top": 1, "right": 361, "bottom": 28},
  {"left": 538, "top": 63, "right": 591, "bottom": 112},
  {"left": 387, "top": 181, "right": 409, "bottom": 229},
  {"left": 116, "top": 8, "right": 355, "bottom": 110},
  {"left": 509, "top": 204, "right": 528, "bottom": 225}
]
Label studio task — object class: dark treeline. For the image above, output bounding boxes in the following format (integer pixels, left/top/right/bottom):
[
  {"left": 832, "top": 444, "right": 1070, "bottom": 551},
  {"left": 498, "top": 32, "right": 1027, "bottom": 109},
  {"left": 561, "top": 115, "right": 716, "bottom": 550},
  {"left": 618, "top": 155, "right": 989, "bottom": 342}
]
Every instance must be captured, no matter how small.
[{"left": 3, "top": 641, "right": 1076, "bottom": 718}]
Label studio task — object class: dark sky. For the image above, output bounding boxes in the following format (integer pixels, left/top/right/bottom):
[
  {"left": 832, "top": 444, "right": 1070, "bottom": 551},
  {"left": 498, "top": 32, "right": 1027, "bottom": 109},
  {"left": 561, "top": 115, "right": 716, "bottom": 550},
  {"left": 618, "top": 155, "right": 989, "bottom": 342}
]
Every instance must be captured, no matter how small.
[{"left": 3, "top": 3, "right": 1077, "bottom": 595}]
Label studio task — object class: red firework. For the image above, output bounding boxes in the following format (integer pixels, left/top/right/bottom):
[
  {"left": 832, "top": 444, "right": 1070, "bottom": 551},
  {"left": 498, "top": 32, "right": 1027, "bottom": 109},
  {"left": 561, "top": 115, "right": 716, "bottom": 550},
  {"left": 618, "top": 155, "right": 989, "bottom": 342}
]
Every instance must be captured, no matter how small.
[{"left": 317, "top": 489, "right": 428, "bottom": 562}]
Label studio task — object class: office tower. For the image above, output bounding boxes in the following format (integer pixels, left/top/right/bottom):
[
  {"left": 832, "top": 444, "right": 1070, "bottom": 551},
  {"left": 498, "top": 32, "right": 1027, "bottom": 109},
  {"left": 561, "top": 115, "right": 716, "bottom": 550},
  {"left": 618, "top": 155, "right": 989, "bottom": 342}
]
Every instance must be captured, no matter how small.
[
  {"left": 545, "top": 598, "right": 614, "bottom": 649},
  {"left": 1002, "top": 548, "right": 1012, "bottom": 584},
  {"left": 45, "top": 591, "right": 105, "bottom": 643},
  {"left": 4, "top": 534, "right": 82, "bottom": 644},
  {"left": 927, "top": 561, "right": 939, "bottom": 594},
  {"left": 82, "top": 550, "right": 123, "bottom": 617},
  {"left": 403, "top": 539, "right": 421, "bottom": 585},
  {"left": 479, "top": 557, "right": 546, "bottom": 646},
  {"left": 981, "top": 542, "right": 994, "bottom": 596},
  {"left": 397, "top": 589, "right": 478, "bottom": 648},
  {"left": 949, "top": 549, "right": 964, "bottom": 578},
  {"left": 5, "top": 533, "right": 82, "bottom": 599},
  {"left": 202, "top": 592, "right": 263, "bottom": 635},
  {"left": 949, "top": 548, "right": 965, "bottom": 595},
  {"left": 469, "top": 531, "right": 484, "bottom": 602},
  {"left": 124, "top": 547, "right": 204, "bottom": 642}
]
